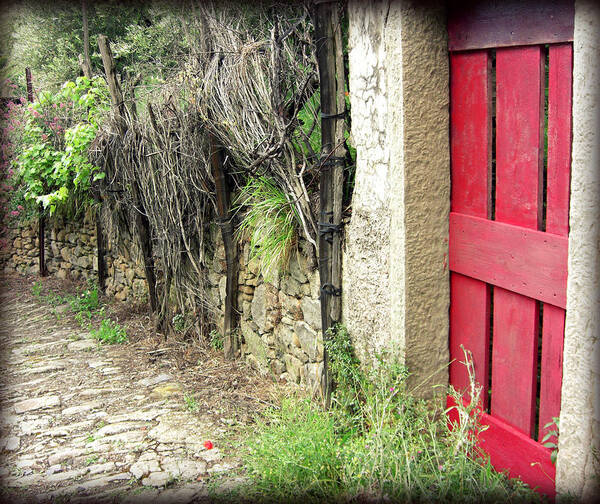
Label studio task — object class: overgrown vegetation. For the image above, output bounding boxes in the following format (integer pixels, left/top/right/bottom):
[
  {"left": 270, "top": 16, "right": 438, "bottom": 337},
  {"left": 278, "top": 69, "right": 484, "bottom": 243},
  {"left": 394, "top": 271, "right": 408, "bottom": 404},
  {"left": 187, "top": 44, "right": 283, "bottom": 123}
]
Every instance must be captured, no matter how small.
[
  {"left": 240, "top": 325, "right": 542, "bottom": 503},
  {"left": 90, "top": 318, "right": 127, "bottom": 344},
  {"left": 91, "top": 1, "right": 324, "bottom": 332},
  {"left": 5, "top": 76, "right": 108, "bottom": 219}
]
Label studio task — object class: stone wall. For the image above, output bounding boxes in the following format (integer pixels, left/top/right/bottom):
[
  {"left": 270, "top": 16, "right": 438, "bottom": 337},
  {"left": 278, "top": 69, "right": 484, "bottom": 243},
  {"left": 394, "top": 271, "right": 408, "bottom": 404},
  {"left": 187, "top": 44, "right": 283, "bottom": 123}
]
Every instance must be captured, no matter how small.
[
  {"left": 1, "top": 217, "right": 324, "bottom": 390},
  {"left": 0, "top": 214, "right": 146, "bottom": 303},
  {"left": 207, "top": 225, "right": 324, "bottom": 391}
]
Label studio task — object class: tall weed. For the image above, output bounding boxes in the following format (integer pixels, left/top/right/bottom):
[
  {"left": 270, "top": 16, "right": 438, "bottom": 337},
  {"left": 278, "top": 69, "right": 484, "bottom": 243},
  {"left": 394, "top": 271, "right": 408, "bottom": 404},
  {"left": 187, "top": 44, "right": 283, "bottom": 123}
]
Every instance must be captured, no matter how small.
[{"left": 241, "top": 325, "right": 543, "bottom": 503}]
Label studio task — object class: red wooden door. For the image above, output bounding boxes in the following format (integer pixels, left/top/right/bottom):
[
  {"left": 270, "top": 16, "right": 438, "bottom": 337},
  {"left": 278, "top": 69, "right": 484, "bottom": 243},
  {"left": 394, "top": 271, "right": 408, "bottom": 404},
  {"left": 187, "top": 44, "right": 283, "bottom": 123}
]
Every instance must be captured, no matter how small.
[{"left": 447, "top": 1, "right": 574, "bottom": 497}]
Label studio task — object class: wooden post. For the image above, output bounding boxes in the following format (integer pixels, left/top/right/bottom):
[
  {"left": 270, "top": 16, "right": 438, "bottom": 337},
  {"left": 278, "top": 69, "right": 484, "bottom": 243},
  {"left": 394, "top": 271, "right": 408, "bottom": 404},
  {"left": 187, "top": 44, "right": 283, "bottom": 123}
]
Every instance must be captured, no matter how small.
[
  {"left": 98, "top": 35, "right": 158, "bottom": 313},
  {"left": 314, "top": 0, "right": 347, "bottom": 405},
  {"left": 80, "top": 0, "right": 93, "bottom": 78},
  {"left": 26, "top": 68, "right": 48, "bottom": 277},
  {"left": 95, "top": 207, "right": 106, "bottom": 293},
  {"left": 209, "top": 130, "right": 239, "bottom": 359}
]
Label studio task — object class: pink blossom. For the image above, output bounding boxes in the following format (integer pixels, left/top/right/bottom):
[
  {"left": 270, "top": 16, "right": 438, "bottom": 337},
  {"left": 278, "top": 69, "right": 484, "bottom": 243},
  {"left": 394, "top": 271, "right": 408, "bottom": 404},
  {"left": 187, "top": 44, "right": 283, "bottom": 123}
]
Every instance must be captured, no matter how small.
[
  {"left": 41, "top": 134, "right": 48, "bottom": 141},
  {"left": 10, "top": 210, "right": 19, "bottom": 216},
  {"left": 17, "top": 205, "right": 23, "bottom": 211},
  {"left": 19, "top": 97, "right": 26, "bottom": 104}
]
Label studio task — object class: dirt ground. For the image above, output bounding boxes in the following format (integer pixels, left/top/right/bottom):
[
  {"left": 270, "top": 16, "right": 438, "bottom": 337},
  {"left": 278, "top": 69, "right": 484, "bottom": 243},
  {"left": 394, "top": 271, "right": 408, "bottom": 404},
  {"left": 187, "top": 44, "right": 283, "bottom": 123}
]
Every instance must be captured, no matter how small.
[{"left": 0, "top": 272, "right": 284, "bottom": 503}]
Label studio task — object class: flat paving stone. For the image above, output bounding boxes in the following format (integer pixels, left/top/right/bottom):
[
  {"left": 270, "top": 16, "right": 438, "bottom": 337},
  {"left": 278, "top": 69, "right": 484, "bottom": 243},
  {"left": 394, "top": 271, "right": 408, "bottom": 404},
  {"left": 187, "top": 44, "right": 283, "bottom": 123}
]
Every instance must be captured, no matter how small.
[
  {"left": 138, "top": 374, "right": 172, "bottom": 387},
  {"left": 67, "top": 340, "right": 97, "bottom": 352},
  {"left": 0, "top": 276, "right": 253, "bottom": 502},
  {"left": 13, "top": 395, "right": 60, "bottom": 414}
]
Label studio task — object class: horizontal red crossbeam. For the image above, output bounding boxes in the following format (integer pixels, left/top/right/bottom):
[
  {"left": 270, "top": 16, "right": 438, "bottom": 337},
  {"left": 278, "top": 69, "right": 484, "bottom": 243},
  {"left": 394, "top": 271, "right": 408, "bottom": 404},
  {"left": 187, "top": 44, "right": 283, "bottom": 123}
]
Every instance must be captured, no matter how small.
[
  {"left": 446, "top": 395, "right": 556, "bottom": 498},
  {"left": 449, "top": 212, "right": 568, "bottom": 308}
]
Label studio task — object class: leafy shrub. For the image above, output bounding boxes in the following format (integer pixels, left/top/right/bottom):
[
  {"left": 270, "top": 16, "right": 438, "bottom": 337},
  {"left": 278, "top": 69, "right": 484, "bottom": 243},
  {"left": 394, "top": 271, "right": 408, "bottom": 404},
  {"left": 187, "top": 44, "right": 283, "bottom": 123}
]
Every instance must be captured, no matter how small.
[
  {"left": 91, "top": 319, "right": 127, "bottom": 344},
  {"left": 209, "top": 329, "right": 224, "bottom": 351},
  {"left": 5, "top": 76, "right": 108, "bottom": 218},
  {"left": 235, "top": 177, "right": 300, "bottom": 281}
]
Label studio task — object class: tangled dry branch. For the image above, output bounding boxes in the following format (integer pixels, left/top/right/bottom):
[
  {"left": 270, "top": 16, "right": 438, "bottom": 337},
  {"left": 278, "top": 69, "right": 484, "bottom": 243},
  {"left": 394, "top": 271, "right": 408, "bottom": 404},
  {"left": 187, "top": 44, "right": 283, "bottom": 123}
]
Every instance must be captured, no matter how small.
[{"left": 91, "top": 1, "right": 320, "bottom": 337}]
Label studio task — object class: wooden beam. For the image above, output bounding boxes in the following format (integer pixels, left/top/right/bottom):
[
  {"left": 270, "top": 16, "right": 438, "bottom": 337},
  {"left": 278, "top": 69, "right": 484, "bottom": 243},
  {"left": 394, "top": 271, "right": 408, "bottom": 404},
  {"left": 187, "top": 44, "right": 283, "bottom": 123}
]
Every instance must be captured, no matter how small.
[
  {"left": 209, "top": 130, "right": 239, "bottom": 360},
  {"left": 314, "top": 0, "right": 347, "bottom": 406},
  {"left": 449, "top": 212, "right": 568, "bottom": 308},
  {"left": 448, "top": 0, "right": 574, "bottom": 51}
]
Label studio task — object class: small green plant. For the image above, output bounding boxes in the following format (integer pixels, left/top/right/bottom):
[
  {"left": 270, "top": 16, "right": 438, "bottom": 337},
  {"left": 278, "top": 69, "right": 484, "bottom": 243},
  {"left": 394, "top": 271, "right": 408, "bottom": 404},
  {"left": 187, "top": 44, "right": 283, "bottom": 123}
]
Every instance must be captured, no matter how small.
[
  {"left": 31, "top": 281, "right": 43, "bottom": 298},
  {"left": 172, "top": 313, "right": 187, "bottom": 333},
  {"left": 541, "top": 417, "right": 559, "bottom": 465},
  {"left": 85, "top": 455, "right": 99, "bottom": 466},
  {"left": 91, "top": 319, "right": 128, "bottom": 344},
  {"left": 234, "top": 177, "right": 300, "bottom": 281},
  {"left": 209, "top": 329, "right": 224, "bottom": 351},
  {"left": 184, "top": 393, "right": 200, "bottom": 413}
]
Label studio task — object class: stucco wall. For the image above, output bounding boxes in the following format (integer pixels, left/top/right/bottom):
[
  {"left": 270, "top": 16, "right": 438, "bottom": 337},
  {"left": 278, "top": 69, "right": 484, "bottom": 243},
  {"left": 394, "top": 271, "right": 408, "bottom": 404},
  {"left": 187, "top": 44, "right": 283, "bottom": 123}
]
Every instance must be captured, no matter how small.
[
  {"left": 556, "top": 1, "right": 600, "bottom": 500},
  {"left": 344, "top": 0, "right": 450, "bottom": 399}
]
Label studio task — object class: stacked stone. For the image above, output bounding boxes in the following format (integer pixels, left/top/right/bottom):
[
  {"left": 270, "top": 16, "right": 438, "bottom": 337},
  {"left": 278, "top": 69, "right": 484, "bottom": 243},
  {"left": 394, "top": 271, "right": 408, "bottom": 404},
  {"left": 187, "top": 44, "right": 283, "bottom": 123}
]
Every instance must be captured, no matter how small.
[
  {"left": 208, "top": 228, "right": 324, "bottom": 392},
  {"left": 1, "top": 220, "right": 146, "bottom": 304},
  {"left": 0, "top": 225, "right": 39, "bottom": 274}
]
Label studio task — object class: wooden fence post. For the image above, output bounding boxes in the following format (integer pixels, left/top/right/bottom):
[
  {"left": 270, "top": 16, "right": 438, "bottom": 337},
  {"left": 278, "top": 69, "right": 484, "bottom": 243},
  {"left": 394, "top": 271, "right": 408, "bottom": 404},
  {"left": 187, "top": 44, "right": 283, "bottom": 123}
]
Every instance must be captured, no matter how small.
[
  {"left": 314, "top": 0, "right": 347, "bottom": 406},
  {"left": 209, "top": 130, "right": 239, "bottom": 359},
  {"left": 26, "top": 68, "right": 48, "bottom": 277}
]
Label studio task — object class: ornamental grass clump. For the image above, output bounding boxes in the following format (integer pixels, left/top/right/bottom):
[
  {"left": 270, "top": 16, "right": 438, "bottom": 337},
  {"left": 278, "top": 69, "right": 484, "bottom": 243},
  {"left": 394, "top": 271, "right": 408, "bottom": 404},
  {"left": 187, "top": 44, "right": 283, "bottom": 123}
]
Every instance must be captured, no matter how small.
[
  {"left": 240, "top": 326, "right": 542, "bottom": 503},
  {"left": 235, "top": 176, "right": 301, "bottom": 282}
]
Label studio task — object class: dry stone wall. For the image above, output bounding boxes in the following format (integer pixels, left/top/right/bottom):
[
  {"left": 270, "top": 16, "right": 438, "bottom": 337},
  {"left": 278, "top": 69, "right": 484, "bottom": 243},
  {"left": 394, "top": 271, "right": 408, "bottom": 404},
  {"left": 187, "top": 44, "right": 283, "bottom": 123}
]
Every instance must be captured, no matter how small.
[
  {"left": 1, "top": 217, "right": 324, "bottom": 391},
  {"left": 206, "top": 226, "right": 324, "bottom": 391},
  {"left": 0, "top": 214, "right": 146, "bottom": 303}
]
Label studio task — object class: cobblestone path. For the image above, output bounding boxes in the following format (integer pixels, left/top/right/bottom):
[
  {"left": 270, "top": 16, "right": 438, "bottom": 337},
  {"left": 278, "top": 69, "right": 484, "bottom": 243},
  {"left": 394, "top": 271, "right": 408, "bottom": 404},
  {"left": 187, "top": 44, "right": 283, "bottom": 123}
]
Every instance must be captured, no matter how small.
[{"left": 0, "top": 282, "right": 263, "bottom": 503}]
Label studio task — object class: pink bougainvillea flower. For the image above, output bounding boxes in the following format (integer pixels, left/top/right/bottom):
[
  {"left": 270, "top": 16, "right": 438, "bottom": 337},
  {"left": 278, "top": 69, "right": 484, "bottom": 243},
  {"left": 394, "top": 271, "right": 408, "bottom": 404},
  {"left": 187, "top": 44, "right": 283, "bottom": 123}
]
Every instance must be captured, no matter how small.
[
  {"left": 11, "top": 210, "right": 19, "bottom": 216},
  {"left": 203, "top": 440, "right": 214, "bottom": 450}
]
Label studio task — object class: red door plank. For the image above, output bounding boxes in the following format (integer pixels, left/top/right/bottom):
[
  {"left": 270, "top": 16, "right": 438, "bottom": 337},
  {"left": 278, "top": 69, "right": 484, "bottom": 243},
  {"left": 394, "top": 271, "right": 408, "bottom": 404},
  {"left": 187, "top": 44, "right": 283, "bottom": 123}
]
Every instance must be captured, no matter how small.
[
  {"left": 449, "top": 213, "right": 568, "bottom": 308},
  {"left": 491, "top": 287, "right": 539, "bottom": 435},
  {"left": 447, "top": 395, "right": 556, "bottom": 498},
  {"left": 450, "top": 273, "right": 490, "bottom": 405},
  {"left": 546, "top": 44, "right": 572, "bottom": 236},
  {"left": 492, "top": 46, "right": 544, "bottom": 436},
  {"left": 539, "top": 44, "right": 572, "bottom": 443},
  {"left": 538, "top": 304, "right": 565, "bottom": 443},
  {"left": 450, "top": 51, "right": 491, "bottom": 218},
  {"left": 449, "top": 51, "right": 491, "bottom": 406}
]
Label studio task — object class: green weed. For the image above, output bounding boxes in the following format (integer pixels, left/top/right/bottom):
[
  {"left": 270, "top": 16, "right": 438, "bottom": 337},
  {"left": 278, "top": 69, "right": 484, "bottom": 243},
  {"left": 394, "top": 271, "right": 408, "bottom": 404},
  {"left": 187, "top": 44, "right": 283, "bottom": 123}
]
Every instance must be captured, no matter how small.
[
  {"left": 184, "top": 393, "right": 200, "bottom": 413},
  {"left": 91, "top": 319, "right": 127, "bottom": 344},
  {"left": 31, "top": 281, "right": 43, "bottom": 298},
  {"left": 210, "top": 329, "right": 224, "bottom": 351},
  {"left": 241, "top": 325, "right": 543, "bottom": 503}
]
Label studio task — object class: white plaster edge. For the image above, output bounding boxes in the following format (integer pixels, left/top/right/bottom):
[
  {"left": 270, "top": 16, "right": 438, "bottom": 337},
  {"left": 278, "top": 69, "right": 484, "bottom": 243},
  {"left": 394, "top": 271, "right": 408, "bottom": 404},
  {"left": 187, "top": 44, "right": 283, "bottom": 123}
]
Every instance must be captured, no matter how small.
[{"left": 556, "top": 0, "right": 600, "bottom": 500}]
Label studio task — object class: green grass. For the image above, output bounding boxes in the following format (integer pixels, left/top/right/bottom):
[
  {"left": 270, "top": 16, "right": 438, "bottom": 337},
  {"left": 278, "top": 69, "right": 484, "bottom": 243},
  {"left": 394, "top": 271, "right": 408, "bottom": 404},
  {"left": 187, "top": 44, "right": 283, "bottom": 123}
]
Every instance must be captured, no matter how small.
[
  {"left": 90, "top": 318, "right": 127, "bottom": 344},
  {"left": 210, "top": 329, "right": 224, "bottom": 351},
  {"left": 240, "top": 325, "right": 544, "bottom": 504},
  {"left": 234, "top": 176, "right": 300, "bottom": 282},
  {"left": 184, "top": 393, "right": 200, "bottom": 413}
]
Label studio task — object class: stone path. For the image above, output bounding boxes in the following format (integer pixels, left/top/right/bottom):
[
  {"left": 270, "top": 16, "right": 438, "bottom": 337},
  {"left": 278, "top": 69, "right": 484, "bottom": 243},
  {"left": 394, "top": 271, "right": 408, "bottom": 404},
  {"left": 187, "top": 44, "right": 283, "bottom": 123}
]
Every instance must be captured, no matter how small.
[{"left": 0, "top": 284, "right": 259, "bottom": 503}]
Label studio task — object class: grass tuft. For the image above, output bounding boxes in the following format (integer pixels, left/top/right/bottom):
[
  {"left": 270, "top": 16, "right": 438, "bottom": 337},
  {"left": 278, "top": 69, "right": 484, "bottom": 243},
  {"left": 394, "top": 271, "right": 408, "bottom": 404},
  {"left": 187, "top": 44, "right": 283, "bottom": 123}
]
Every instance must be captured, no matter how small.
[{"left": 234, "top": 177, "right": 299, "bottom": 282}]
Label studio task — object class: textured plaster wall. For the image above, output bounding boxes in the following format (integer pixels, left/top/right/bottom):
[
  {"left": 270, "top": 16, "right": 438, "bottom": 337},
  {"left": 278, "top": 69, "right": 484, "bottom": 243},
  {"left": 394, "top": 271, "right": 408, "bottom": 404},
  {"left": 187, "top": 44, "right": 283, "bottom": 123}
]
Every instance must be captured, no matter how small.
[
  {"left": 556, "top": 1, "right": 600, "bottom": 500},
  {"left": 344, "top": 0, "right": 450, "bottom": 399}
]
